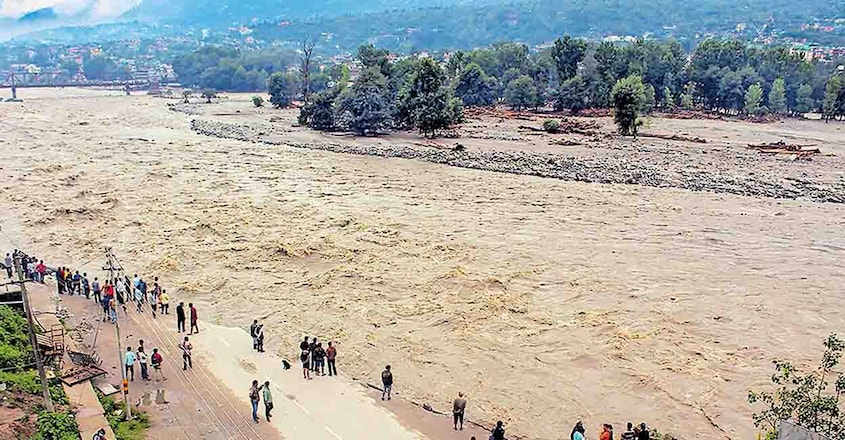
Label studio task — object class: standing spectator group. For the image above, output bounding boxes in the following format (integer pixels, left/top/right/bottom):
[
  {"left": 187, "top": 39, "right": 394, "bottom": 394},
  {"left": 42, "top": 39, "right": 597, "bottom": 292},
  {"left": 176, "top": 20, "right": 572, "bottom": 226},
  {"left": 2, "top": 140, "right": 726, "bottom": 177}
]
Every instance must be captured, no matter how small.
[{"left": 294, "top": 335, "right": 339, "bottom": 380}]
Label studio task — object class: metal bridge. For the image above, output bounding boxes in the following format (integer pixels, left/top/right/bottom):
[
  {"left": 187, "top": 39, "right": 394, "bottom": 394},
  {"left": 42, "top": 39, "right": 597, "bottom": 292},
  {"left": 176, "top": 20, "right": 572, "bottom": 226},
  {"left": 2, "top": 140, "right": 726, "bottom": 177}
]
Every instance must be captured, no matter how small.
[{"left": 1, "top": 70, "right": 152, "bottom": 99}]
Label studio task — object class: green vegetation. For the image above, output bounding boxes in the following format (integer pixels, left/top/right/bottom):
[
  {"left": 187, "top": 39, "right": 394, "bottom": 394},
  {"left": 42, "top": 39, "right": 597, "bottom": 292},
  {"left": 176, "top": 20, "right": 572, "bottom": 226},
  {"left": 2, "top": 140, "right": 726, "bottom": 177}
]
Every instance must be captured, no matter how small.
[
  {"left": 749, "top": 333, "right": 845, "bottom": 440},
  {"left": 98, "top": 391, "right": 151, "bottom": 440},
  {"left": 768, "top": 78, "right": 787, "bottom": 114},
  {"left": 542, "top": 119, "right": 560, "bottom": 133},
  {"left": 31, "top": 411, "right": 80, "bottom": 440},
  {"left": 823, "top": 76, "right": 845, "bottom": 122},
  {"left": 251, "top": 96, "right": 264, "bottom": 107},
  {"left": 612, "top": 75, "right": 646, "bottom": 136},
  {"left": 0, "top": 304, "right": 32, "bottom": 370},
  {"left": 744, "top": 83, "right": 764, "bottom": 116},
  {"left": 267, "top": 72, "right": 298, "bottom": 108}
]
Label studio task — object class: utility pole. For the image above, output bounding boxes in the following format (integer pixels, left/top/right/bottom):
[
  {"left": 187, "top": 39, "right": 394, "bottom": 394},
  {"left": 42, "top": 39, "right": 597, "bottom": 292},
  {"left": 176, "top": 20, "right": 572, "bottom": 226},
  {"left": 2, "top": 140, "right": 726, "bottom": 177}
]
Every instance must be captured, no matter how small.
[
  {"left": 104, "top": 248, "right": 131, "bottom": 420},
  {"left": 13, "top": 253, "right": 54, "bottom": 412}
]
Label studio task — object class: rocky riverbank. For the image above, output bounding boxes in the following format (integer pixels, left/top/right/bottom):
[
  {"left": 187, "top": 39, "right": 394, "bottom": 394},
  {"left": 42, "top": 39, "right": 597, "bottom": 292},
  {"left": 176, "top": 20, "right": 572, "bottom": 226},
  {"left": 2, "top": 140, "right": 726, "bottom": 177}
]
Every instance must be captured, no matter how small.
[{"left": 191, "top": 118, "right": 845, "bottom": 203}]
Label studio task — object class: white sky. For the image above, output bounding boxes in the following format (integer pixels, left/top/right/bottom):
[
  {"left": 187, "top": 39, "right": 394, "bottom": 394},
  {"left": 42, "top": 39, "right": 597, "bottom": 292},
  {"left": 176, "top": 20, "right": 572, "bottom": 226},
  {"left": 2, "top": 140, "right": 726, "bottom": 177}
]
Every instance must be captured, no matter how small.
[{"left": 0, "top": 0, "right": 141, "bottom": 19}]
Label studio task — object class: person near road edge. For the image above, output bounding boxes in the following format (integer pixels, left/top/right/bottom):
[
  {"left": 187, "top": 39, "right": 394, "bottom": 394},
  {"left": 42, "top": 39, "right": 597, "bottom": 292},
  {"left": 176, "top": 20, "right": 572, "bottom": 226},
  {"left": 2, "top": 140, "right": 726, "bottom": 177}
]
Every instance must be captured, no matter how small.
[
  {"left": 124, "top": 346, "right": 136, "bottom": 381},
  {"left": 249, "top": 380, "right": 265, "bottom": 423},
  {"left": 138, "top": 347, "right": 149, "bottom": 380},
  {"left": 600, "top": 423, "right": 613, "bottom": 440},
  {"left": 635, "top": 423, "right": 650, "bottom": 440},
  {"left": 381, "top": 365, "right": 393, "bottom": 401},
  {"left": 262, "top": 380, "right": 273, "bottom": 422},
  {"left": 92, "top": 277, "right": 102, "bottom": 304},
  {"left": 621, "top": 422, "right": 637, "bottom": 440},
  {"left": 256, "top": 324, "right": 265, "bottom": 353},
  {"left": 308, "top": 337, "right": 317, "bottom": 371},
  {"left": 150, "top": 288, "right": 158, "bottom": 318},
  {"left": 82, "top": 272, "right": 90, "bottom": 298},
  {"left": 151, "top": 348, "right": 166, "bottom": 382},
  {"left": 571, "top": 421, "right": 586, "bottom": 440},
  {"left": 453, "top": 392, "right": 467, "bottom": 430},
  {"left": 160, "top": 289, "right": 169, "bottom": 314},
  {"left": 314, "top": 342, "right": 326, "bottom": 375},
  {"left": 326, "top": 341, "right": 337, "bottom": 376},
  {"left": 189, "top": 303, "right": 199, "bottom": 334},
  {"left": 300, "top": 340, "right": 311, "bottom": 380},
  {"left": 492, "top": 421, "right": 506, "bottom": 440},
  {"left": 180, "top": 336, "right": 193, "bottom": 370},
  {"left": 176, "top": 302, "right": 186, "bottom": 332},
  {"left": 250, "top": 320, "right": 259, "bottom": 350},
  {"left": 92, "top": 428, "right": 107, "bottom": 440},
  {"left": 4, "top": 253, "right": 13, "bottom": 278}
]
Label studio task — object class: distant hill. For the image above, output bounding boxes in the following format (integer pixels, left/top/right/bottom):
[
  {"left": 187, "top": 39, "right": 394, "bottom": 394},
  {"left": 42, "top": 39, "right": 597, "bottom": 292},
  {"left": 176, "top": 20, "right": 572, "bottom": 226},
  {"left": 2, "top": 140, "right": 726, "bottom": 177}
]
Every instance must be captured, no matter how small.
[
  {"left": 17, "top": 8, "right": 59, "bottom": 23},
  {"left": 121, "top": 0, "right": 504, "bottom": 25}
]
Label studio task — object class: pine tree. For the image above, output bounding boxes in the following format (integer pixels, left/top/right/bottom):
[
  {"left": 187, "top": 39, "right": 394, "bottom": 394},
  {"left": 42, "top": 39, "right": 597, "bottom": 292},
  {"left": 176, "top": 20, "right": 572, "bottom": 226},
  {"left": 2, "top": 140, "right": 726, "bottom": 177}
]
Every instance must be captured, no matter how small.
[
  {"left": 397, "top": 58, "right": 463, "bottom": 137},
  {"left": 795, "top": 84, "right": 815, "bottom": 114},
  {"left": 555, "top": 76, "right": 588, "bottom": 114},
  {"left": 267, "top": 72, "right": 298, "bottom": 108},
  {"left": 768, "top": 77, "right": 787, "bottom": 114},
  {"left": 744, "top": 83, "right": 764, "bottom": 116}
]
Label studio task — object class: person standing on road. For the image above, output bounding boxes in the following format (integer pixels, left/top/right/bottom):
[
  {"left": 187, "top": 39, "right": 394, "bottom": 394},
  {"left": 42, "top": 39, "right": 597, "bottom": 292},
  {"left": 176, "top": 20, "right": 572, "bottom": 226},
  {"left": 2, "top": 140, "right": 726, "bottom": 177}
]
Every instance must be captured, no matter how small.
[
  {"left": 250, "top": 320, "right": 259, "bottom": 350},
  {"left": 92, "top": 428, "right": 107, "bottom": 440},
  {"left": 599, "top": 423, "right": 613, "bottom": 440},
  {"left": 35, "top": 260, "right": 46, "bottom": 283},
  {"left": 249, "top": 380, "right": 265, "bottom": 423},
  {"left": 180, "top": 337, "right": 193, "bottom": 370},
  {"left": 326, "top": 341, "right": 337, "bottom": 376},
  {"left": 309, "top": 337, "right": 317, "bottom": 371},
  {"left": 262, "top": 381, "right": 273, "bottom": 422},
  {"left": 72, "top": 271, "right": 82, "bottom": 295},
  {"left": 381, "top": 365, "right": 393, "bottom": 401},
  {"left": 134, "top": 283, "right": 144, "bottom": 312},
  {"left": 124, "top": 347, "right": 136, "bottom": 381},
  {"left": 160, "top": 289, "right": 169, "bottom": 314},
  {"left": 453, "top": 392, "right": 467, "bottom": 430},
  {"left": 108, "top": 296, "right": 118, "bottom": 324},
  {"left": 256, "top": 324, "right": 265, "bottom": 353},
  {"left": 635, "top": 423, "right": 650, "bottom": 440},
  {"left": 149, "top": 289, "right": 158, "bottom": 318},
  {"left": 313, "top": 342, "right": 325, "bottom": 376},
  {"left": 176, "top": 302, "right": 186, "bottom": 332},
  {"left": 151, "top": 348, "right": 166, "bottom": 382},
  {"left": 621, "top": 422, "right": 637, "bottom": 440},
  {"left": 4, "top": 253, "right": 13, "bottom": 279},
  {"left": 189, "top": 303, "right": 199, "bottom": 334},
  {"left": 300, "top": 344, "right": 311, "bottom": 380},
  {"left": 492, "top": 421, "right": 506, "bottom": 440},
  {"left": 82, "top": 273, "right": 91, "bottom": 299},
  {"left": 138, "top": 348, "right": 149, "bottom": 380},
  {"left": 571, "top": 421, "right": 586, "bottom": 440},
  {"left": 92, "top": 277, "right": 102, "bottom": 304}
]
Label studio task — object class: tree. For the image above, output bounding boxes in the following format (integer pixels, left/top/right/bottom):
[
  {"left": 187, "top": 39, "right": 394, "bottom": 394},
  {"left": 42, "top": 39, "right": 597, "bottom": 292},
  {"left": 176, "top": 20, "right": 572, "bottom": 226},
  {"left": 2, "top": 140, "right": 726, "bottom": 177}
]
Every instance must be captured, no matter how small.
[
  {"left": 643, "top": 84, "right": 656, "bottom": 114},
  {"left": 611, "top": 75, "right": 646, "bottom": 137},
  {"left": 745, "top": 83, "right": 764, "bottom": 116},
  {"left": 454, "top": 63, "right": 496, "bottom": 107},
  {"left": 662, "top": 86, "right": 675, "bottom": 109},
  {"left": 201, "top": 90, "right": 217, "bottom": 103},
  {"left": 334, "top": 67, "right": 392, "bottom": 136},
  {"left": 769, "top": 77, "right": 787, "bottom": 114},
  {"left": 823, "top": 75, "right": 845, "bottom": 122},
  {"left": 795, "top": 84, "right": 815, "bottom": 114},
  {"left": 397, "top": 58, "right": 463, "bottom": 137},
  {"left": 748, "top": 333, "right": 845, "bottom": 440},
  {"left": 299, "top": 38, "right": 316, "bottom": 102},
  {"left": 299, "top": 88, "right": 340, "bottom": 131},
  {"left": 555, "top": 76, "right": 588, "bottom": 114},
  {"left": 551, "top": 35, "right": 587, "bottom": 82},
  {"left": 505, "top": 75, "right": 538, "bottom": 111},
  {"left": 680, "top": 82, "right": 696, "bottom": 110},
  {"left": 267, "top": 72, "right": 298, "bottom": 108},
  {"left": 252, "top": 96, "right": 264, "bottom": 107}
]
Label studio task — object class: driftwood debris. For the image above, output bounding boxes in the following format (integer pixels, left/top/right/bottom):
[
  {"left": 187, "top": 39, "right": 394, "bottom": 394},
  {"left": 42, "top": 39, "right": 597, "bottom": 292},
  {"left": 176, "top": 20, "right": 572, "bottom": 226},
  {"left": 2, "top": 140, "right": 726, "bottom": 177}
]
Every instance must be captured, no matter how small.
[
  {"left": 748, "top": 140, "right": 824, "bottom": 159},
  {"left": 639, "top": 132, "right": 707, "bottom": 143}
]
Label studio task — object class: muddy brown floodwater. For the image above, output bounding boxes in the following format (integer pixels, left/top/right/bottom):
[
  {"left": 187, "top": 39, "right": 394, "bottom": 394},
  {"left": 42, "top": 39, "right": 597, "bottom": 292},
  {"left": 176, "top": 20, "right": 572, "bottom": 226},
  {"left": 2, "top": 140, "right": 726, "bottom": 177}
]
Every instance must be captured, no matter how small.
[{"left": 1, "top": 89, "right": 844, "bottom": 440}]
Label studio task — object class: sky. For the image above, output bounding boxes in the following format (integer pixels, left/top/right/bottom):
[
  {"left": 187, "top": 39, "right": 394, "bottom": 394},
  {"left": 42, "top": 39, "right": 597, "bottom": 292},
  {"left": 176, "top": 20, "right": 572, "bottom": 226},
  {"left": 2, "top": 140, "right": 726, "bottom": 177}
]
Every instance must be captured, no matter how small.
[{"left": 0, "top": 0, "right": 141, "bottom": 19}]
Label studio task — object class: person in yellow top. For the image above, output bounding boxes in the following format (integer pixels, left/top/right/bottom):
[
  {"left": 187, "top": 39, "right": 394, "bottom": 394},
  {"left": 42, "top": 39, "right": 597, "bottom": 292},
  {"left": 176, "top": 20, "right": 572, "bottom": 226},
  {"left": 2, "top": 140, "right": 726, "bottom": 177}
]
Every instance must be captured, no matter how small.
[{"left": 159, "top": 289, "right": 170, "bottom": 315}]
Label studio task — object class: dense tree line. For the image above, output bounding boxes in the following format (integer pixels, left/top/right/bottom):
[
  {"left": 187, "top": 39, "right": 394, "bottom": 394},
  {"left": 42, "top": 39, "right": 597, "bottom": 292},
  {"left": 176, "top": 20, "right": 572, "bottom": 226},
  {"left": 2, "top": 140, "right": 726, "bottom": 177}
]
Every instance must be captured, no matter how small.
[
  {"left": 171, "top": 46, "right": 306, "bottom": 92},
  {"left": 295, "top": 45, "right": 463, "bottom": 137}
]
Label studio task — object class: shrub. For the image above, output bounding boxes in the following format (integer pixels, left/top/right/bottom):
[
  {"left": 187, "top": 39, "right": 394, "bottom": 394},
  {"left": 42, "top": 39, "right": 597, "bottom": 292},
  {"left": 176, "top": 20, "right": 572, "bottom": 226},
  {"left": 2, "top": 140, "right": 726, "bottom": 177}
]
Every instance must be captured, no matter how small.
[
  {"left": 252, "top": 96, "right": 264, "bottom": 107},
  {"left": 543, "top": 119, "right": 560, "bottom": 133},
  {"left": 33, "top": 411, "right": 79, "bottom": 440},
  {"left": 749, "top": 333, "right": 845, "bottom": 440}
]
